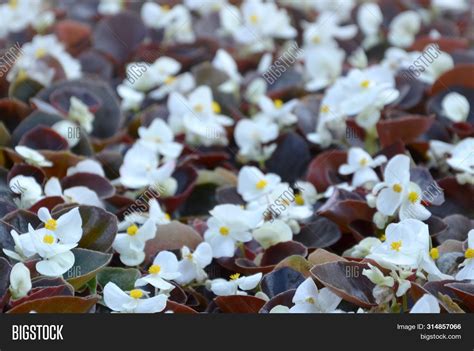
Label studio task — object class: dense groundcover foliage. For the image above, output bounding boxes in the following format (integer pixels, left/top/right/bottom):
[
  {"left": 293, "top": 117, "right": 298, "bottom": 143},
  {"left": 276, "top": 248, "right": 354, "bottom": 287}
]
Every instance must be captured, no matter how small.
[{"left": 0, "top": 0, "right": 473, "bottom": 314}]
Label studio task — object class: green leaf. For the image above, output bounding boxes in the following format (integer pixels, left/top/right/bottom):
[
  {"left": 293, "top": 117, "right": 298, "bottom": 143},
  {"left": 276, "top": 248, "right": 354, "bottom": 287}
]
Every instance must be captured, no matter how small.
[
  {"left": 64, "top": 248, "right": 112, "bottom": 290},
  {"left": 97, "top": 267, "right": 140, "bottom": 291}
]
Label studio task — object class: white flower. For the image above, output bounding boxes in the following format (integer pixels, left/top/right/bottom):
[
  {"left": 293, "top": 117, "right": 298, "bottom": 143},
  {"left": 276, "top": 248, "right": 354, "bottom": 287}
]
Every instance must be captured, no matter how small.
[
  {"left": 184, "top": 0, "right": 227, "bottom": 14},
  {"left": 3, "top": 226, "right": 37, "bottom": 262},
  {"left": 252, "top": 219, "right": 292, "bottom": 249},
  {"left": 210, "top": 272, "right": 262, "bottom": 296},
  {"left": 135, "top": 251, "right": 181, "bottom": 291},
  {"left": 204, "top": 204, "right": 261, "bottom": 258},
  {"left": 432, "top": 0, "right": 469, "bottom": 12},
  {"left": 447, "top": 138, "right": 474, "bottom": 175},
  {"left": 119, "top": 199, "right": 171, "bottom": 231},
  {"left": 67, "top": 159, "right": 105, "bottom": 177},
  {"left": 313, "top": 0, "right": 355, "bottom": 22},
  {"left": 362, "top": 263, "right": 395, "bottom": 288},
  {"left": 119, "top": 143, "right": 176, "bottom": 189},
  {"left": 29, "top": 227, "right": 77, "bottom": 277},
  {"left": 168, "top": 86, "right": 234, "bottom": 146},
  {"left": 9, "top": 262, "right": 32, "bottom": 299},
  {"left": 348, "top": 47, "right": 368, "bottom": 69},
  {"left": 149, "top": 72, "right": 195, "bottom": 100},
  {"left": 103, "top": 282, "right": 168, "bottom": 313},
  {"left": 367, "top": 219, "right": 450, "bottom": 280},
  {"left": 357, "top": 3, "right": 383, "bottom": 49},
  {"left": 68, "top": 97, "right": 94, "bottom": 133},
  {"left": 302, "top": 13, "right": 357, "bottom": 49},
  {"left": 98, "top": 0, "right": 124, "bottom": 15},
  {"left": 410, "top": 294, "right": 440, "bottom": 313},
  {"left": 141, "top": 3, "right": 195, "bottom": 43},
  {"left": 221, "top": 0, "right": 296, "bottom": 52},
  {"left": 388, "top": 11, "right": 421, "bottom": 48},
  {"left": 323, "top": 182, "right": 355, "bottom": 198},
  {"left": 175, "top": 242, "right": 213, "bottom": 285},
  {"left": 0, "top": 0, "right": 50, "bottom": 38},
  {"left": 339, "top": 147, "right": 387, "bottom": 187},
  {"left": 255, "top": 96, "right": 298, "bottom": 126},
  {"left": 212, "top": 49, "right": 242, "bottom": 94},
  {"left": 137, "top": 119, "right": 183, "bottom": 160},
  {"left": 38, "top": 207, "right": 83, "bottom": 245},
  {"left": 455, "top": 230, "right": 474, "bottom": 280},
  {"left": 289, "top": 278, "right": 342, "bottom": 313},
  {"left": 304, "top": 45, "right": 345, "bottom": 91},
  {"left": 373, "top": 211, "right": 388, "bottom": 229},
  {"left": 234, "top": 117, "right": 278, "bottom": 162},
  {"left": 113, "top": 219, "right": 156, "bottom": 266},
  {"left": 8, "top": 34, "right": 81, "bottom": 85},
  {"left": 44, "top": 177, "right": 103, "bottom": 208},
  {"left": 117, "top": 84, "right": 145, "bottom": 111},
  {"left": 15, "top": 146, "right": 52, "bottom": 167},
  {"left": 9, "top": 175, "right": 43, "bottom": 208},
  {"left": 417, "top": 50, "right": 454, "bottom": 84},
  {"left": 441, "top": 92, "right": 470, "bottom": 123},
  {"left": 237, "top": 166, "right": 281, "bottom": 202},
  {"left": 343, "top": 237, "right": 382, "bottom": 258}
]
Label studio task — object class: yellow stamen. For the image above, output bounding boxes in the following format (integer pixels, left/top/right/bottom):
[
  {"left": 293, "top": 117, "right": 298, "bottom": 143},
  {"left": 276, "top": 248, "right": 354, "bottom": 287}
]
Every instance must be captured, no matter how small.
[
  {"left": 390, "top": 240, "right": 402, "bottom": 252},
  {"left": 305, "top": 297, "right": 315, "bottom": 304},
  {"left": 17, "top": 69, "right": 28, "bottom": 81},
  {"left": 219, "top": 226, "right": 230, "bottom": 236},
  {"left": 148, "top": 264, "right": 161, "bottom": 275},
  {"left": 161, "top": 4, "right": 170, "bottom": 12},
  {"left": 430, "top": 248, "right": 439, "bottom": 260},
  {"left": 273, "top": 99, "right": 284, "bottom": 109},
  {"left": 42, "top": 234, "right": 55, "bottom": 245},
  {"left": 185, "top": 253, "right": 193, "bottom": 260},
  {"left": 295, "top": 194, "right": 305, "bottom": 206},
  {"left": 127, "top": 224, "right": 139, "bottom": 236},
  {"left": 45, "top": 219, "right": 57, "bottom": 231},
  {"left": 320, "top": 105, "right": 330, "bottom": 113},
  {"left": 380, "top": 234, "right": 386, "bottom": 242},
  {"left": 392, "top": 183, "right": 402, "bottom": 193},
  {"left": 256, "top": 179, "right": 268, "bottom": 190},
  {"left": 359, "top": 158, "right": 368, "bottom": 167},
  {"left": 9, "top": 0, "right": 18, "bottom": 8},
  {"left": 164, "top": 76, "right": 176, "bottom": 85},
  {"left": 230, "top": 273, "right": 240, "bottom": 281},
  {"left": 408, "top": 191, "right": 419, "bottom": 204},
  {"left": 164, "top": 213, "right": 171, "bottom": 221},
  {"left": 35, "top": 47, "right": 47, "bottom": 59},
  {"left": 360, "top": 80, "right": 370, "bottom": 88},
  {"left": 249, "top": 14, "right": 259, "bottom": 24},
  {"left": 194, "top": 104, "right": 204, "bottom": 113},
  {"left": 465, "top": 248, "right": 474, "bottom": 259},
  {"left": 311, "top": 35, "right": 320, "bottom": 44},
  {"left": 212, "top": 101, "right": 221, "bottom": 114},
  {"left": 129, "top": 289, "right": 143, "bottom": 299}
]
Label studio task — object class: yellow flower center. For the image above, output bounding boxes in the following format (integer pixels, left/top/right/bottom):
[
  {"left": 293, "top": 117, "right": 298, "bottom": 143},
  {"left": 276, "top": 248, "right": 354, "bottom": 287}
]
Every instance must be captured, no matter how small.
[
  {"left": 408, "top": 191, "right": 419, "bottom": 204},
  {"left": 148, "top": 264, "right": 161, "bottom": 275},
  {"left": 17, "top": 69, "right": 28, "bottom": 81},
  {"left": 465, "top": 248, "right": 474, "bottom": 259},
  {"left": 164, "top": 76, "right": 176, "bottom": 85},
  {"left": 430, "top": 248, "right": 439, "bottom": 260},
  {"left": 359, "top": 158, "right": 368, "bottom": 167},
  {"left": 194, "top": 104, "right": 204, "bottom": 113},
  {"left": 380, "top": 234, "right": 386, "bottom": 242},
  {"left": 42, "top": 234, "right": 55, "bottom": 245},
  {"left": 320, "top": 105, "right": 330, "bottom": 113},
  {"left": 219, "top": 226, "right": 230, "bottom": 236},
  {"left": 161, "top": 4, "right": 170, "bottom": 12},
  {"left": 256, "top": 179, "right": 268, "bottom": 190},
  {"left": 360, "top": 80, "right": 371, "bottom": 88},
  {"left": 35, "top": 47, "right": 47, "bottom": 59},
  {"left": 212, "top": 101, "right": 221, "bottom": 114},
  {"left": 185, "top": 253, "right": 193, "bottom": 260},
  {"left": 9, "top": 0, "right": 18, "bottom": 8},
  {"left": 294, "top": 194, "right": 305, "bottom": 206},
  {"left": 164, "top": 213, "right": 171, "bottom": 221},
  {"left": 273, "top": 99, "right": 284, "bottom": 109},
  {"left": 129, "top": 289, "right": 143, "bottom": 299},
  {"left": 305, "top": 297, "right": 315, "bottom": 304},
  {"left": 392, "top": 183, "right": 402, "bottom": 193},
  {"left": 249, "top": 14, "right": 259, "bottom": 24},
  {"left": 45, "top": 219, "right": 57, "bottom": 231},
  {"left": 230, "top": 273, "right": 240, "bottom": 280},
  {"left": 311, "top": 35, "right": 321, "bottom": 44},
  {"left": 127, "top": 224, "right": 139, "bottom": 236},
  {"left": 390, "top": 240, "right": 402, "bottom": 252}
]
